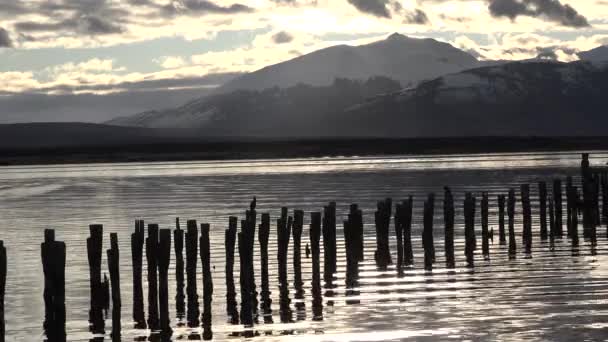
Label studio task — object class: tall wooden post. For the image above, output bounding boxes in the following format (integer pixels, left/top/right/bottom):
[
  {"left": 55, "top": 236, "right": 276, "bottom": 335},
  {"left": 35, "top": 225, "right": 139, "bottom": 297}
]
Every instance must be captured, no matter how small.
[
  {"left": 200, "top": 224, "right": 213, "bottom": 340},
  {"left": 508, "top": 189, "right": 517, "bottom": 258},
  {"left": 107, "top": 233, "right": 121, "bottom": 339},
  {"left": 158, "top": 229, "right": 172, "bottom": 336},
  {"left": 0, "top": 241, "right": 5, "bottom": 342},
  {"left": 225, "top": 217, "right": 239, "bottom": 324},
  {"left": 322, "top": 203, "right": 337, "bottom": 286},
  {"left": 174, "top": 218, "right": 185, "bottom": 322},
  {"left": 374, "top": 198, "right": 392, "bottom": 269},
  {"left": 444, "top": 188, "right": 455, "bottom": 268},
  {"left": 131, "top": 220, "right": 146, "bottom": 329},
  {"left": 553, "top": 179, "right": 563, "bottom": 237},
  {"left": 41, "top": 230, "right": 66, "bottom": 341},
  {"left": 422, "top": 194, "right": 435, "bottom": 271},
  {"left": 481, "top": 192, "right": 490, "bottom": 260},
  {"left": 498, "top": 195, "right": 506, "bottom": 245},
  {"left": 310, "top": 212, "right": 323, "bottom": 321},
  {"left": 464, "top": 193, "right": 476, "bottom": 267},
  {"left": 539, "top": 182, "right": 548, "bottom": 240},
  {"left": 87, "top": 224, "right": 104, "bottom": 335},
  {"left": 145, "top": 224, "right": 160, "bottom": 331},
  {"left": 521, "top": 184, "right": 532, "bottom": 255},
  {"left": 258, "top": 213, "right": 272, "bottom": 323}
]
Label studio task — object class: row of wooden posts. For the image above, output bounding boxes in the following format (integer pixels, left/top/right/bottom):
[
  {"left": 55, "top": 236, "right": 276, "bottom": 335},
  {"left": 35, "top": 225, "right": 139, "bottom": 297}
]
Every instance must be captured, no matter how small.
[{"left": 0, "top": 154, "right": 606, "bottom": 341}]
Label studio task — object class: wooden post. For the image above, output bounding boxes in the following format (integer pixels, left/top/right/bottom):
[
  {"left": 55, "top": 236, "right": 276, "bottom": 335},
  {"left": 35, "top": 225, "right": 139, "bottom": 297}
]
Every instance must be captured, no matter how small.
[
  {"left": 539, "top": 182, "right": 548, "bottom": 240},
  {"left": 200, "top": 224, "right": 213, "bottom": 340},
  {"left": 107, "top": 233, "right": 121, "bottom": 339},
  {"left": 571, "top": 187, "right": 580, "bottom": 247},
  {"left": 185, "top": 220, "right": 200, "bottom": 328},
  {"left": 310, "top": 212, "right": 323, "bottom": 321},
  {"left": 146, "top": 224, "right": 160, "bottom": 331},
  {"left": 507, "top": 189, "right": 517, "bottom": 258},
  {"left": 553, "top": 179, "right": 563, "bottom": 237},
  {"left": 239, "top": 218, "right": 255, "bottom": 333},
  {"left": 245, "top": 209, "right": 258, "bottom": 321},
  {"left": 174, "top": 218, "right": 185, "bottom": 323},
  {"left": 350, "top": 204, "right": 364, "bottom": 262},
  {"left": 481, "top": 192, "right": 490, "bottom": 260},
  {"left": 374, "top": 198, "right": 392, "bottom": 269},
  {"left": 498, "top": 195, "right": 506, "bottom": 245},
  {"left": 404, "top": 197, "right": 414, "bottom": 266},
  {"left": 444, "top": 188, "right": 455, "bottom": 268},
  {"left": 41, "top": 230, "right": 66, "bottom": 341},
  {"left": 464, "top": 193, "right": 476, "bottom": 267},
  {"left": 521, "top": 184, "right": 532, "bottom": 255},
  {"left": 131, "top": 220, "right": 146, "bottom": 329},
  {"left": 87, "top": 224, "right": 104, "bottom": 335},
  {"left": 322, "top": 203, "right": 337, "bottom": 286},
  {"left": 258, "top": 213, "right": 272, "bottom": 323},
  {"left": 566, "top": 176, "right": 574, "bottom": 238},
  {"left": 293, "top": 210, "right": 304, "bottom": 296},
  {"left": 549, "top": 197, "right": 556, "bottom": 249},
  {"left": 394, "top": 203, "right": 404, "bottom": 273},
  {"left": 0, "top": 241, "right": 5, "bottom": 342},
  {"left": 422, "top": 193, "right": 435, "bottom": 271},
  {"left": 277, "top": 208, "right": 293, "bottom": 324},
  {"left": 225, "top": 217, "right": 239, "bottom": 324},
  {"left": 158, "top": 229, "right": 172, "bottom": 336},
  {"left": 343, "top": 217, "right": 359, "bottom": 289},
  {"left": 601, "top": 172, "right": 608, "bottom": 228}
]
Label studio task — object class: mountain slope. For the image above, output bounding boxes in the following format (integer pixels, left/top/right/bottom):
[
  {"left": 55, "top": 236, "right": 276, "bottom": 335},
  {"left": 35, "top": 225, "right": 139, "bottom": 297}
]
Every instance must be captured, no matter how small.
[
  {"left": 217, "top": 33, "right": 478, "bottom": 93},
  {"left": 343, "top": 61, "right": 608, "bottom": 137},
  {"left": 578, "top": 45, "right": 608, "bottom": 63}
]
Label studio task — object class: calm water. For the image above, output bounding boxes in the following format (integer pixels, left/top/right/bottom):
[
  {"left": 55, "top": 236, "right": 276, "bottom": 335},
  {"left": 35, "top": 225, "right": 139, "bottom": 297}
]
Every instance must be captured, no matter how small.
[{"left": 1, "top": 151, "right": 608, "bottom": 341}]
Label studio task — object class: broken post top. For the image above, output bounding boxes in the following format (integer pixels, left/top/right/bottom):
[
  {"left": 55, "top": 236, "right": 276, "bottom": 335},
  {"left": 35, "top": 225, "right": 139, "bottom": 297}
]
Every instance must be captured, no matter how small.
[{"left": 44, "top": 229, "right": 55, "bottom": 243}]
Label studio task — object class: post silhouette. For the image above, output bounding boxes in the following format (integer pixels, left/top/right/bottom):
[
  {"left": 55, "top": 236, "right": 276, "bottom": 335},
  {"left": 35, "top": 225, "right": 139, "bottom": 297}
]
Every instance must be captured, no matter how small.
[
  {"left": 521, "top": 184, "right": 532, "bottom": 255},
  {"left": 185, "top": 220, "right": 200, "bottom": 327},
  {"left": 87, "top": 224, "right": 104, "bottom": 335},
  {"left": 41, "top": 229, "right": 66, "bottom": 341},
  {"left": 481, "top": 192, "right": 490, "bottom": 260},
  {"left": 422, "top": 194, "right": 435, "bottom": 271},
  {"left": 553, "top": 179, "right": 563, "bottom": 237},
  {"left": 225, "top": 217, "right": 239, "bottom": 324},
  {"left": 310, "top": 212, "right": 323, "bottom": 321},
  {"left": 498, "top": 195, "right": 506, "bottom": 245},
  {"left": 322, "top": 202, "right": 337, "bottom": 286},
  {"left": 131, "top": 220, "right": 146, "bottom": 329},
  {"left": 0, "top": 241, "right": 5, "bottom": 342},
  {"left": 145, "top": 224, "right": 160, "bottom": 331},
  {"left": 200, "top": 224, "right": 213, "bottom": 340},
  {"left": 293, "top": 210, "right": 304, "bottom": 297},
  {"left": 464, "top": 193, "right": 476, "bottom": 267},
  {"left": 539, "top": 182, "right": 548, "bottom": 240},
  {"left": 158, "top": 229, "right": 172, "bottom": 337},
  {"left": 107, "top": 233, "right": 121, "bottom": 340},
  {"left": 444, "top": 188, "right": 455, "bottom": 268},
  {"left": 174, "top": 218, "right": 185, "bottom": 323},
  {"left": 508, "top": 189, "right": 517, "bottom": 258},
  {"left": 374, "top": 198, "right": 392, "bottom": 269}
]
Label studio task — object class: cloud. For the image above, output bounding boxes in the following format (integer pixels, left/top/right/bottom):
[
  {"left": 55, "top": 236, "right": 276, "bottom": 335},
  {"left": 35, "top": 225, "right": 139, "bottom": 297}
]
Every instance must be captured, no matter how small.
[
  {"left": 161, "top": 0, "right": 254, "bottom": 17},
  {"left": 155, "top": 56, "right": 188, "bottom": 69},
  {"left": 404, "top": 9, "right": 430, "bottom": 25},
  {"left": 487, "top": 0, "right": 590, "bottom": 27},
  {"left": 0, "top": 28, "right": 12, "bottom": 47},
  {"left": 272, "top": 31, "right": 294, "bottom": 44},
  {"left": 347, "top": 0, "right": 393, "bottom": 18}
]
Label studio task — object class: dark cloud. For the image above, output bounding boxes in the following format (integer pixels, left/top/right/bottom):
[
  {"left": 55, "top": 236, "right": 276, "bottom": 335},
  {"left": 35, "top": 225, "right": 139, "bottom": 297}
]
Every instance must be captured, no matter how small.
[
  {"left": 0, "top": 28, "right": 12, "bottom": 47},
  {"left": 347, "top": 0, "right": 393, "bottom": 18},
  {"left": 404, "top": 9, "right": 429, "bottom": 24},
  {"left": 161, "top": 0, "right": 254, "bottom": 17},
  {"left": 272, "top": 31, "right": 294, "bottom": 44},
  {"left": 488, "top": 0, "right": 589, "bottom": 27},
  {"left": 270, "top": 0, "right": 318, "bottom": 6},
  {"left": 536, "top": 47, "right": 558, "bottom": 59},
  {"left": 16, "top": 15, "right": 123, "bottom": 35}
]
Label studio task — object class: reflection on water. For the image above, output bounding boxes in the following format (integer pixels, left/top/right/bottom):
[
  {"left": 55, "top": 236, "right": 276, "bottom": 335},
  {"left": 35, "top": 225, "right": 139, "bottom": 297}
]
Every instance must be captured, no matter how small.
[{"left": 0, "top": 151, "right": 607, "bottom": 341}]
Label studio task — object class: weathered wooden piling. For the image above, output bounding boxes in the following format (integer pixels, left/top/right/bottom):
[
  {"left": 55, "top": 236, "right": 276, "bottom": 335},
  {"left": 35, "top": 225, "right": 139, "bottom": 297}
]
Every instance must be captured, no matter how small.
[
  {"left": 258, "top": 213, "right": 272, "bottom": 323},
  {"left": 41, "top": 229, "right": 66, "bottom": 341},
  {"left": 174, "top": 218, "right": 185, "bottom": 323},
  {"left": 394, "top": 203, "right": 405, "bottom": 272},
  {"left": 146, "top": 224, "right": 160, "bottom": 331},
  {"left": 246, "top": 207, "right": 259, "bottom": 321},
  {"left": 322, "top": 202, "right": 337, "bottom": 285},
  {"left": 374, "top": 198, "right": 392, "bottom": 269},
  {"left": 107, "top": 233, "right": 121, "bottom": 339},
  {"left": 293, "top": 210, "right": 304, "bottom": 295},
  {"left": 422, "top": 194, "right": 435, "bottom": 270},
  {"left": 549, "top": 197, "right": 556, "bottom": 248},
  {"left": 0, "top": 241, "right": 5, "bottom": 342},
  {"left": 539, "top": 182, "right": 548, "bottom": 240},
  {"left": 571, "top": 187, "right": 580, "bottom": 247},
  {"left": 185, "top": 220, "right": 200, "bottom": 328},
  {"left": 601, "top": 172, "right": 608, "bottom": 227},
  {"left": 498, "top": 195, "right": 506, "bottom": 245},
  {"left": 521, "top": 184, "right": 532, "bottom": 255},
  {"left": 310, "top": 212, "right": 323, "bottom": 321},
  {"left": 350, "top": 204, "right": 364, "bottom": 262},
  {"left": 507, "top": 189, "right": 517, "bottom": 258},
  {"left": 225, "top": 217, "right": 239, "bottom": 324},
  {"left": 344, "top": 204, "right": 362, "bottom": 287},
  {"left": 87, "top": 224, "right": 105, "bottom": 335},
  {"left": 200, "top": 224, "right": 213, "bottom": 340},
  {"left": 277, "top": 208, "right": 293, "bottom": 324},
  {"left": 553, "top": 179, "right": 563, "bottom": 237},
  {"left": 481, "top": 192, "right": 490, "bottom": 260},
  {"left": 464, "top": 193, "right": 476, "bottom": 267},
  {"left": 403, "top": 197, "right": 414, "bottom": 266},
  {"left": 444, "top": 188, "right": 455, "bottom": 268},
  {"left": 239, "top": 217, "right": 256, "bottom": 332},
  {"left": 131, "top": 220, "right": 146, "bottom": 329},
  {"left": 158, "top": 229, "right": 172, "bottom": 336}
]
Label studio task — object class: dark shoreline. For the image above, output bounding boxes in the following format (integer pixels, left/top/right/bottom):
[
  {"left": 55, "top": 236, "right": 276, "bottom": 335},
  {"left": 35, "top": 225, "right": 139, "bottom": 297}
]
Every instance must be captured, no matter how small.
[{"left": 1, "top": 136, "right": 607, "bottom": 166}]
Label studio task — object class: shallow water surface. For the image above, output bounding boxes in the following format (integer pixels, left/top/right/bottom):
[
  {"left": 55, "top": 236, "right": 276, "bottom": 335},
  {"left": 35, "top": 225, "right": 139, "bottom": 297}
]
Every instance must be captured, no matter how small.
[{"left": 1, "top": 151, "right": 608, "bottom": 341}]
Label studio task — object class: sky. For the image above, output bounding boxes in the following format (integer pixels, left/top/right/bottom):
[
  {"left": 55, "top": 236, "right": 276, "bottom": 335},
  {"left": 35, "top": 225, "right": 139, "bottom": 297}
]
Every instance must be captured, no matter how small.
[{"left": 0, "top": 0, "right": 607, "bottom": 123}]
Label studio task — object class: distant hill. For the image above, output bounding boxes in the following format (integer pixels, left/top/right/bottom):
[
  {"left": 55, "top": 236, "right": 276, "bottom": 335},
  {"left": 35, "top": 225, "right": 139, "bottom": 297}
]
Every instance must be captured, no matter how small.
[
  {"left": 578, "top": 45, "right": 608, "bottom": 63},
  {"left": 343, "top": 61, "right": 608, "bottom": 137},
  {"left": 217, "top": 33, "right": 479, "bottom": 93}
]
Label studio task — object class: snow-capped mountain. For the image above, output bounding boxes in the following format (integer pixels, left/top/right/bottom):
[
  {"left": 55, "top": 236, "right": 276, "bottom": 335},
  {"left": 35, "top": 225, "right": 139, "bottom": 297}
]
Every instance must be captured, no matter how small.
[
  {"left": 343, "top": 61, "right": 608, "bottom": 137},
  {"left": 217, "top": 33, "right": 479, "bottom": 93}
]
